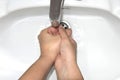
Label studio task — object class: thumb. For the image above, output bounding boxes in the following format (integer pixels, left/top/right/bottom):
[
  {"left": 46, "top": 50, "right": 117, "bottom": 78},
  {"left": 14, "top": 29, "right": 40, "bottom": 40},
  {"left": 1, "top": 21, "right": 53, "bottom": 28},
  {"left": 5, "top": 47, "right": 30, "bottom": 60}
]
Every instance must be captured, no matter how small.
[
  {"left": 65, "top": 28, "right": 72, "bottom": 37},
  {"left": 59, "top": 25, "right": 69, "bottom": 39}
]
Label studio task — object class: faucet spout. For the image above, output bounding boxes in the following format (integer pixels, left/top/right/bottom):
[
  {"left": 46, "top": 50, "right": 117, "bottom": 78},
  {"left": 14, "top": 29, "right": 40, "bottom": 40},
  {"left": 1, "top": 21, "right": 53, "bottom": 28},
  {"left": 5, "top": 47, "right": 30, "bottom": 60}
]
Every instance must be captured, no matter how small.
[{"left": 49, "top": 0, "right": 64, "bottom": 27}]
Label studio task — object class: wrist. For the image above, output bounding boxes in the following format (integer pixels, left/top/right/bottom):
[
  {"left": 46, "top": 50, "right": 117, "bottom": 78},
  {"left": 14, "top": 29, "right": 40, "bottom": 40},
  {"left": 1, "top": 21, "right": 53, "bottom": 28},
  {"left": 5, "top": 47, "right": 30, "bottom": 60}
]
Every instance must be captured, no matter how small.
[
  {"left": 64, "top": 57, "right": 77, "bottom": 66},
  {"left": 39, "top": 54, "right": 55, "bottom": 64},
  {"left": 65, "top": 60, "right": 78, "bottom": 69},
  {"left": 40, "top": 49, "right": 58, "bottom": 61}
]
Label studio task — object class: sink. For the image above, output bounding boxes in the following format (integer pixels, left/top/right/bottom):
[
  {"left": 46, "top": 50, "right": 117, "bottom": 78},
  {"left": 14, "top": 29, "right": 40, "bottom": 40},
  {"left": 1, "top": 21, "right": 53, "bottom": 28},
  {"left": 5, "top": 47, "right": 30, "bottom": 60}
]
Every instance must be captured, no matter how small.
[{"left": 0, "top": 0, "right": 120, "bottom": 80}]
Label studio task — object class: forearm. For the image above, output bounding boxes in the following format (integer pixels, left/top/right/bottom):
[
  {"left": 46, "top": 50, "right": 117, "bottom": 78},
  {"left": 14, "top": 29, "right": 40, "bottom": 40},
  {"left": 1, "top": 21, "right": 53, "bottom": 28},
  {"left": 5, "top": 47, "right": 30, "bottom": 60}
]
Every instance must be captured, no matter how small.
[
  {"left": 56, "top": 61, "right": 84, "bottom": 80},
  {"left": 19, "top": 56, "right": 54, "bottom": 80},
  {"left": 66, "top": 62, "right": 84, "bottom": 80}
]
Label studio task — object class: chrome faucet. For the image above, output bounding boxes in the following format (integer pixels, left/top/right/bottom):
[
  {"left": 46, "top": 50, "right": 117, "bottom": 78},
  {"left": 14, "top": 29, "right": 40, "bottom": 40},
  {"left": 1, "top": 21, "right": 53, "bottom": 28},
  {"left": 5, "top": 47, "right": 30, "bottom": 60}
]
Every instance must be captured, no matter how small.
[{"left": 49, "top": 0, "right": 64, "bottom": 27}]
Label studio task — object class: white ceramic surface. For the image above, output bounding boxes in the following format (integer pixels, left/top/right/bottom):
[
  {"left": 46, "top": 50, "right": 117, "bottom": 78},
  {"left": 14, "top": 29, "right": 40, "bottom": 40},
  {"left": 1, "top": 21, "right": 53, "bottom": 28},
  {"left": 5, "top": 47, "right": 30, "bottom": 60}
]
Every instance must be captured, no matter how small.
[{"left": 0, "top": 0, "right": 120, "bottom": 80}]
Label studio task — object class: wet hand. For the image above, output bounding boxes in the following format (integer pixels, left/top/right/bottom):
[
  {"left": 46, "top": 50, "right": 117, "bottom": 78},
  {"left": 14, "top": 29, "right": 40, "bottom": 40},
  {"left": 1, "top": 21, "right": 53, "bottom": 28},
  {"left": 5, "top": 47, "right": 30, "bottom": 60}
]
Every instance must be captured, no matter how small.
[
  {"left": 38, "top": 27, "right": 61, "bottom": 62},
  {"left": 54, "top": 26, "right": 78, "bottom": 79}
]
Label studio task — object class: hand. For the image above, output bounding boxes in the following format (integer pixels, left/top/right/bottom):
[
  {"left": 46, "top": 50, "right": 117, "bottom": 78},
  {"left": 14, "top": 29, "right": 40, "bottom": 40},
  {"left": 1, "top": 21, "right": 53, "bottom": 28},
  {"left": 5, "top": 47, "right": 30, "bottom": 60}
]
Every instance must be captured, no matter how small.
[
  {"left": 59, "top": 26, "right": 77, "bottom": 62},
  {"left": 54, "top": 26, "right": 83, "bottom": 80},
  {"left": 19, "top": 27, "right": 61, "bottom": 80},
  {"left": 55, "top": 26, "right": 77, "bottom": 69},
  {"left": 38, "top": 27, "right": 61, "bottom": 61}
]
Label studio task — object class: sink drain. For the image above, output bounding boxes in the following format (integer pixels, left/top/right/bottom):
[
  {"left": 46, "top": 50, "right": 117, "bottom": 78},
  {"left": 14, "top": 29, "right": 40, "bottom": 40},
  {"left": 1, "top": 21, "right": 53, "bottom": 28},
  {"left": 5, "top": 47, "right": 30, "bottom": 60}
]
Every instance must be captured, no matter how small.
[{"left": 60, "top": 21, "right": 70, "bottom": 29}]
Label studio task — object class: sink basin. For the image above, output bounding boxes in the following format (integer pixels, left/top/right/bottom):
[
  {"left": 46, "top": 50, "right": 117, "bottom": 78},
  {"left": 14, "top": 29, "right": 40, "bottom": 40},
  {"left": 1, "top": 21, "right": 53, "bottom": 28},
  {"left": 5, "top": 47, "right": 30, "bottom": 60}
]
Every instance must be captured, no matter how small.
[{"left": 0, "top": 0, "right": 120, "bottom": 80}]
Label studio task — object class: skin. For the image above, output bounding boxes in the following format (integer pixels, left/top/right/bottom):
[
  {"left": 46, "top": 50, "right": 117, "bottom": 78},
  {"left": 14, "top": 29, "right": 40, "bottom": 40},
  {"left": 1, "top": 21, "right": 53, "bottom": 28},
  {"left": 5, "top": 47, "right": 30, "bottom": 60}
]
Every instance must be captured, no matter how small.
[
  {"left": 19, "top": 27, "right": 61, "bottom": 80},
  {"left": 19, "top": 26, "right": 84, "bottom": 80},
  {"left": 54, "top": 26, "right": 84, "bottom": 80}
]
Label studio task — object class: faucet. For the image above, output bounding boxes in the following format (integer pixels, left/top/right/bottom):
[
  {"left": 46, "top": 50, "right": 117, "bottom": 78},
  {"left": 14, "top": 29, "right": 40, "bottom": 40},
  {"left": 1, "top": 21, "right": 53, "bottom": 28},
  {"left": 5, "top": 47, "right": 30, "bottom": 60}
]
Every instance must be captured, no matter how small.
[{"left": 49, "top": 0, "right": 64, "bottom": 27}]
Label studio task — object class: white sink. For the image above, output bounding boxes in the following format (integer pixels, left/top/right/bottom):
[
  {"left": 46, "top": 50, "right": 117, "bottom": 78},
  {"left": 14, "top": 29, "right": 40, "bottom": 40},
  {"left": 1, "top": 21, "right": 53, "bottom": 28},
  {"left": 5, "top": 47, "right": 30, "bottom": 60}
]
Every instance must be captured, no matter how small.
[{"left": 0, "top": 0, "right": 120, "bottom": 80}]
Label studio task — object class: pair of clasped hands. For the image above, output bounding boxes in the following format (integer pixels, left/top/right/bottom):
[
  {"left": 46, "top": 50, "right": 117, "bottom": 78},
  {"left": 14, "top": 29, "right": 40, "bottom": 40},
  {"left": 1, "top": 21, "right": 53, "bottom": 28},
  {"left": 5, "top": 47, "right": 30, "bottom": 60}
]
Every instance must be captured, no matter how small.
[{"left": 19, "top": 25, "right": 84, "bottom": 80}]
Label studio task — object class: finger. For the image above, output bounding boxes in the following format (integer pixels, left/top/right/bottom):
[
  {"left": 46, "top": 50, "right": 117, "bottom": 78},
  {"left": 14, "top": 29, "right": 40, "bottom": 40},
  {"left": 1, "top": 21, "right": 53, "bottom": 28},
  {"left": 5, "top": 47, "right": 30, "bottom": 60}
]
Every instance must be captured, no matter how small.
[
  {"left": 59, "top": 25, "right": 69, "bottom": 39},
  {"left": 65, "top": 28, "right": 72, "bottom": 37},
  {"left": 47, "top": 27, "right": 52, "bottom": 34},
  {"left": 47, "top": 27, "right": 59, "bottom": 35},
  {"left": 70, "top": 37, "right": 77, "bottom": 48}
]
